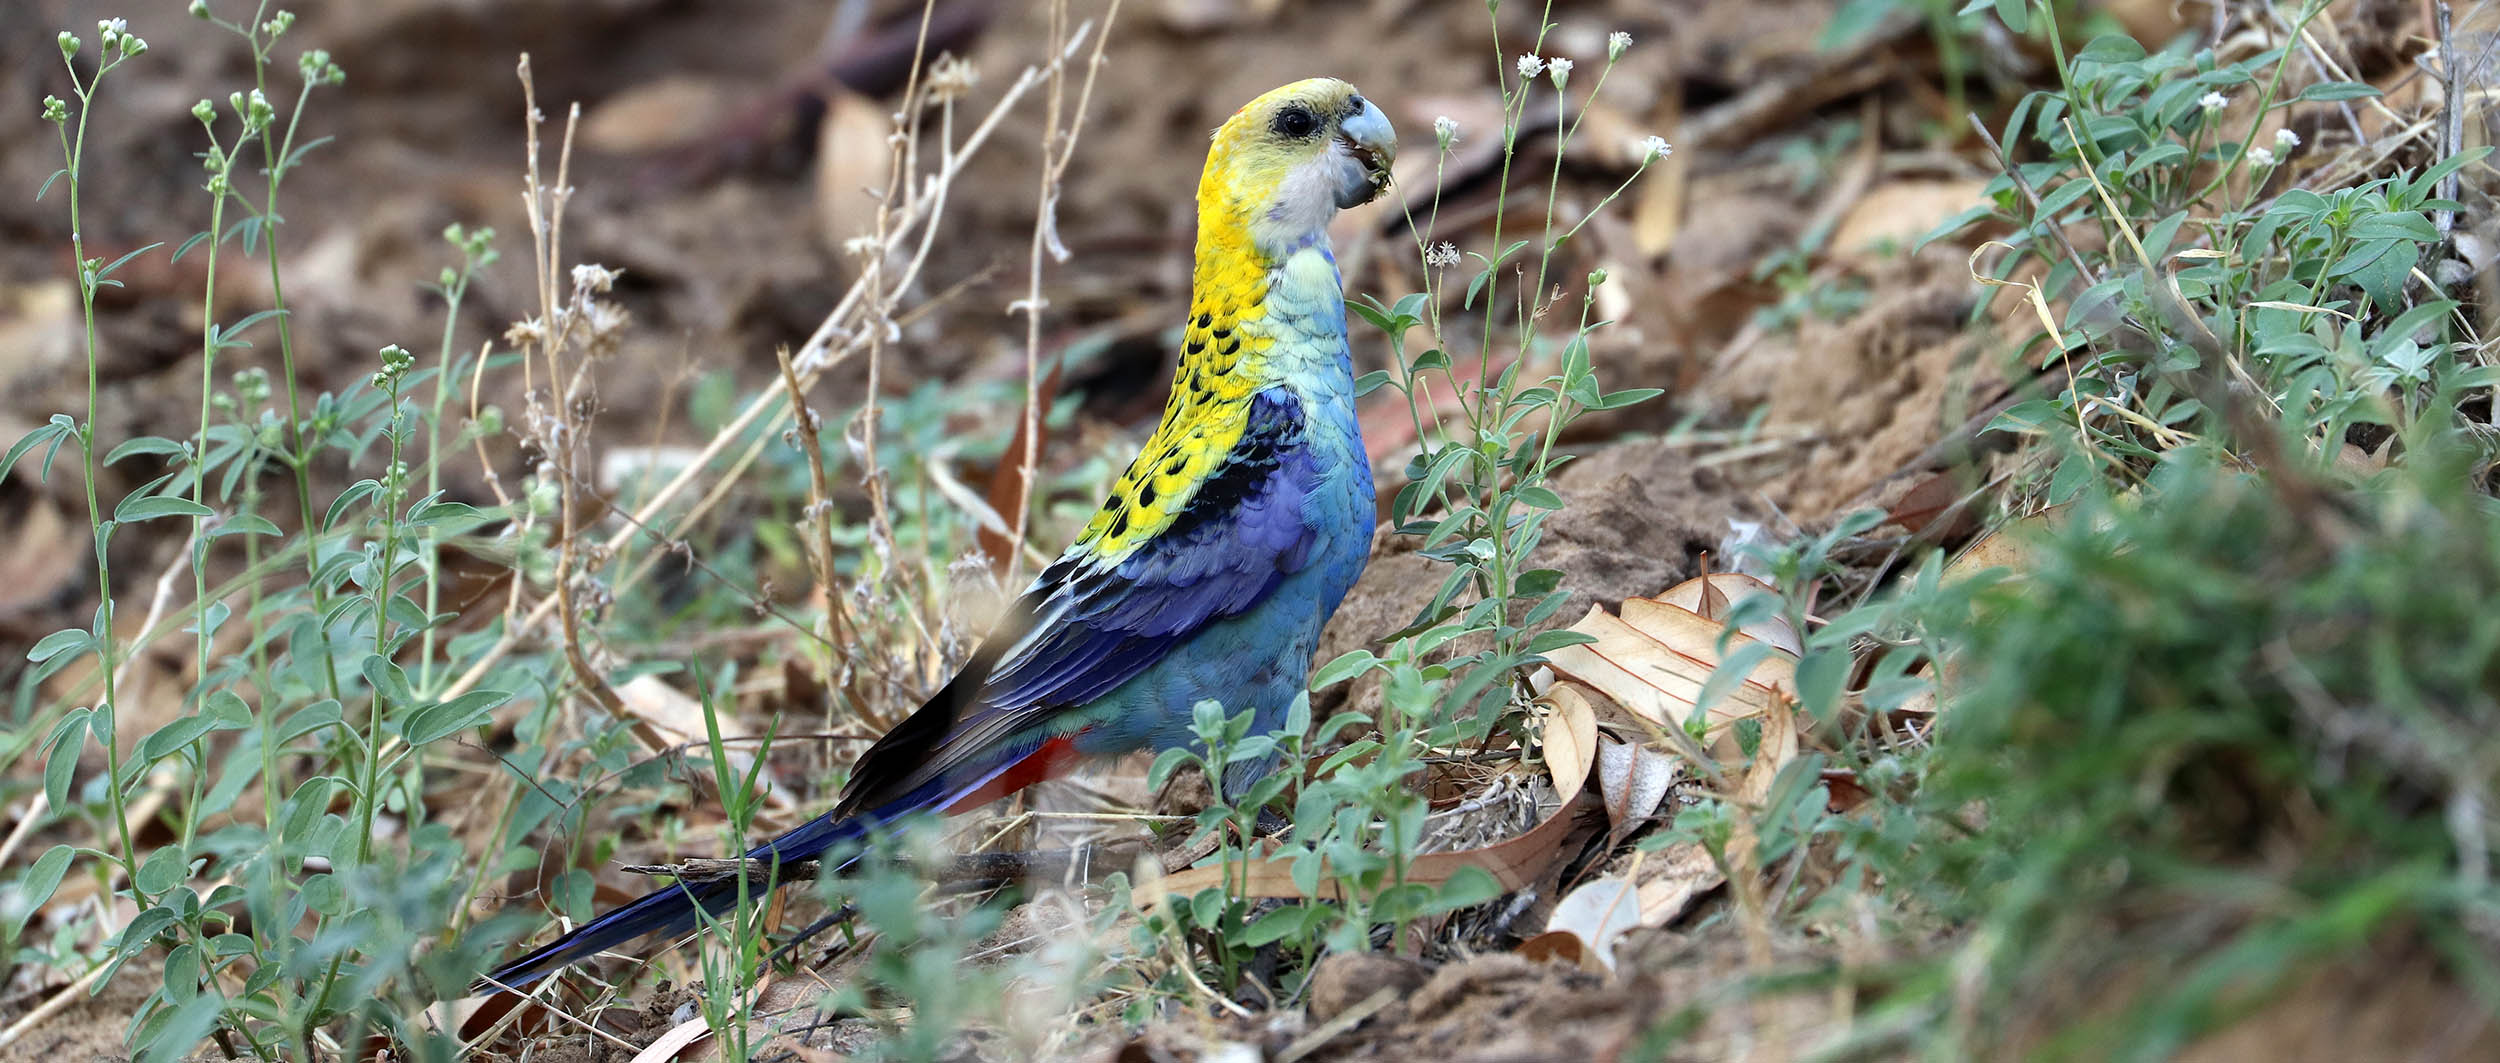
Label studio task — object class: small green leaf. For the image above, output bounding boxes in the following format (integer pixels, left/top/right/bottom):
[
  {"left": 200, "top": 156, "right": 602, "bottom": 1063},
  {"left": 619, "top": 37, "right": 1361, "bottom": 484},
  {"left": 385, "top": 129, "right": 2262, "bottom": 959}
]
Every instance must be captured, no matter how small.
[
  {"left": 28, "top": 627, "right": 92, "bottom": 664},
  {"left": 409, "top": 500, "right": 486, "bottom": 527},
  {"left": 1914, "top": 204, "right": 1997, "bottom": 254},
  {"left": 44, "top": 712, "right": 89, "bottom": 810},
  {"left": 362, "top": 655, "right": 415, "bottom": 710},
  {"left": 6, "top": 844, "right": 75, "bottom": 938},
  {"left": 104, "top": 436, "right": 187, "bottom": 465},
  {"left": 133, "top": 844, "right": 186, "bottom": 896},
  {"left": 213, "top": 514, "right": 282, "bottom": 538},
  {"left": 2295, "top": 81, "right": 2379, "bottom": 102},
  {"left": 1241, "top": 904, "right": 1316, "bottom": 947},
  {"left": 93, "top": 242, "right": 167, "bottom": 283},
  {"left": 114, "top": 494, "right": 214, "bottom": 522},
  {"left": 140, "top": 715, "right": 222, "bottom": 762},
  {"left": 0, "top": 421, "right": 73, "bottom": 485},
  {"left": 402, "top": 689, "right": 513, "bottom": 745},
  {"left": 2073, "top": 33, "right": 2147, "bottom": 63},
  {"left": 1526, "top": 628, "right": 1598, "bottom": 655},
  {"left": 1309, "top": 649, "right": 1379, "bottom": 691},
  {"left": 1590, "top": 387, "right": 1663, "bottom": 410}
]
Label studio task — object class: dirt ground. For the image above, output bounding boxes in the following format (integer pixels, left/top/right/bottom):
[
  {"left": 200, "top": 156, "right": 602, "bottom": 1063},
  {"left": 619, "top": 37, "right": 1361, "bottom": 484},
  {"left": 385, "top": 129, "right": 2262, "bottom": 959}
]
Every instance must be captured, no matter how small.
[{"left": 1, "top": 0, "right": 2175, "bottom": 1058}]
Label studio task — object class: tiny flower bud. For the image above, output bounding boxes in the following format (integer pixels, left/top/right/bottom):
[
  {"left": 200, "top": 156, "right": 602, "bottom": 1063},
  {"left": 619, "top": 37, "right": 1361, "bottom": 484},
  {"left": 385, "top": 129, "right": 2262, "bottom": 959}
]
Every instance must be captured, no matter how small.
[
  {"left": 190, "top": 0, "right": 211, "bottom": 19},
  {"left": 1607, "top": 31, "right": 1632, "bottom": 62},
  {"left": 1587, "top": 267, "right": 1608, "bottom": 287},
  {"left": 58, "top": 31, "right": 81, "bottom": 60},
  {"left": 191, "top": 98, "right": 214, "bottom": 124},
  {"left": 439, "top": 266, "right": 459, "bottom": 287},
  {"left": 262, "top": 10, "right": 293, "bottom": 37},
  {"left": 121, "top": 34, "right": 147, "bottom": 59},
  {"left": 42, "top": 96, "right": 68, "bottom": 124},
  {"left": 1548, "top": 57, "right": 1574, "bottom": 90},
  {"left": 379, "top": 343, "right": 414, "bottom": 372},
  {"left": 1434, "top": 115, "right": 1459, "bottom": 151}
]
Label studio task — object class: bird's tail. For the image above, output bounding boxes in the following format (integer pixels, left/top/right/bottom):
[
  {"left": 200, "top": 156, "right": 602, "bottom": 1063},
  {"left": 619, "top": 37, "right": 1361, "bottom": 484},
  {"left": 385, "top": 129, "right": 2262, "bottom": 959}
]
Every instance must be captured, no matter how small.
[
  {"left": 475, "top": 732, "right": 1072, "bottom": 994},
  {"left": 475, "top": 815, "right": 871, "bottom": 993}
]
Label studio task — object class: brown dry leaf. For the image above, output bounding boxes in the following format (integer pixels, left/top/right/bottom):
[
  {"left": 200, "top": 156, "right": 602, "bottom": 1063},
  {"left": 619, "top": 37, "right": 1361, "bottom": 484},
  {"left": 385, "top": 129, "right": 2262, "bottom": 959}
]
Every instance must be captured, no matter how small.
[
  {"left": 1648, "top": 573, "right": 1799, "bottom": 655},
  {"left": 814, "top": 90, "right": 894, "bottom": 256},
  {"left": 581, "top": 76, "right": 733, "bottom": 155},
  {"left": 1541, "top": 683, "right": 1600, "bottom": 800},
  {"left": 1944, "top": 505, "right": 2069, "bottom": 584},
  {"left": 1634, "top": 840, "right": 1725, "bottom": 928},
  {"left": 1830, "top": 179, "right": 1992, "bottom": 263},
  {"left": 1541, "top": 876, "right": 1641, "bottom": 972},
  {"left": 1538, "top": 839, "right": 1728, "bottom": 973},
  {"left": 1543, "top": 589, "right": 1799, "bottom": 753},
  {"left": 1594, "top": 734, "right": 1676, "bottom": 836},
  {"left": 1738, "top": 694, "right": 1801, "bottom": 805},
  {"left": 1516, "top": 929, "right": 1593, "bottom": 970}
]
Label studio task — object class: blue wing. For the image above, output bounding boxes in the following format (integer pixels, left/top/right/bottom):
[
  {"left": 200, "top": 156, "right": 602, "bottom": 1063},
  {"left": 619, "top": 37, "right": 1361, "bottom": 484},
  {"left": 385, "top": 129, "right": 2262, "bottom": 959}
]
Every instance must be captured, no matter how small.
[{"left": 829, "top": 386, "right": 1326, "bottom": 817}]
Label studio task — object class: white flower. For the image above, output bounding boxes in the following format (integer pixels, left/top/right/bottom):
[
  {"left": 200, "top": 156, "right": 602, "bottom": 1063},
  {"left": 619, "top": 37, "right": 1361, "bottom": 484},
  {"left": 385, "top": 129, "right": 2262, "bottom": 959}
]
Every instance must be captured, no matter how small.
[
  {"left": 1426, "top": 242, "right": 1462, "bottom": 268},
  {"left": 1548, "top": 57, "right": 1575, "bottom": 89},
  {"left": 2199, "top": 91, "right": 2228, "bottom": 112},
  {"left": 1517, "top": 54, "right": 1545, "bottom": 79},
  {"left": 1636, "top": 135, "right": 1673, "bottom": 164},
  {"left": 2247, "top": 146, "right": 2278, "bottom": 167},
  {"left": 569, "top": 263, "right": 622, "bottom": 293},
  {"left": 1434, "top": 115, "right": 1459, "bottom": 150},
  {"left": 1608, "top": 31, "right": 1633, "bottom": 61},
  {"left": 2274, "top": 127, "right": 2301, "bottom": 149}
]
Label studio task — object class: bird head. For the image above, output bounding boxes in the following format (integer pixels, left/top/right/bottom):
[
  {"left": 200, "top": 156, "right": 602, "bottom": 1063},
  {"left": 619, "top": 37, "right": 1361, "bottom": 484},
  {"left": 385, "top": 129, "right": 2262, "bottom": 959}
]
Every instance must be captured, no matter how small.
[{"left": 1200, "top": 78, "right": 1396, "bottom": 260}]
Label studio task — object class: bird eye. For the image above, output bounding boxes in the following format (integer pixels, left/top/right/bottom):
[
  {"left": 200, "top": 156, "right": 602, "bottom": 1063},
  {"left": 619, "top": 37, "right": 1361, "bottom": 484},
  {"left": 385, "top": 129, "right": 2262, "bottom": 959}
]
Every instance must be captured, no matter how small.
[{"left": 1271, "top": 105, "right": 1320, "bottom": 140}]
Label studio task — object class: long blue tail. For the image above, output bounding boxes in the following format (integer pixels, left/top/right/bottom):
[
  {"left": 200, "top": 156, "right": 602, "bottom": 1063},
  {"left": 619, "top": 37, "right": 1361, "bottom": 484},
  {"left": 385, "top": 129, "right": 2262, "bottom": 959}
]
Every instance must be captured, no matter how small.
[
  {"left": 476, "top": 812, "right": 873, "bottom": 993},
  {"left": 473, "top": 736, "right": 1048, "bottom": 994}
]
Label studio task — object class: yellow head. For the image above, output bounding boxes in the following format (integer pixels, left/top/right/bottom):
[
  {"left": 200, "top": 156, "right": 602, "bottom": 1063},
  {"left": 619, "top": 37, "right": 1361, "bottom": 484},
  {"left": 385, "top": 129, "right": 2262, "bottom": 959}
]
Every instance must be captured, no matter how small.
[{"left": 1198, "top": 78, "right": 1396, "bottom": 262}]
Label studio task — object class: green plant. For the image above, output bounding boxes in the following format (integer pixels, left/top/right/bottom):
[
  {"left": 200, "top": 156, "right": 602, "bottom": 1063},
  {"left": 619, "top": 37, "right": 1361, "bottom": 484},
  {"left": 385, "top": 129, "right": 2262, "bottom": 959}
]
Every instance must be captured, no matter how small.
[
  {"left": 1934, "top": 0, "right": 2489, "bottom": 494},
  {"left": 3, "top": 10, "right": 538, "bottom": 1060},
  {"left": 1652, "top": 0, "right": 2500, "bottom": 1055}
]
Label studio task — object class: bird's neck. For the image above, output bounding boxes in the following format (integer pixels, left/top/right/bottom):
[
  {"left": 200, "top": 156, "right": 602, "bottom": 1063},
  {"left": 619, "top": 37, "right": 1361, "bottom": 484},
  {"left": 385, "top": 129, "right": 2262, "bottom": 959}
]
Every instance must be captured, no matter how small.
[{"left": 1176, "top": 207, "right": 1348, "bottom": 404}]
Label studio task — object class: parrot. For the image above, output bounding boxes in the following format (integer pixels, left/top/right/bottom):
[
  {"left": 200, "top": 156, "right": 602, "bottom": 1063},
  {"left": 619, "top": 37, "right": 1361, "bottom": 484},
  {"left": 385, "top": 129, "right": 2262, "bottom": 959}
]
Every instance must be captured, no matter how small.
[{"left": 479, "top": 77, "right": 1395, "bottom": 992}]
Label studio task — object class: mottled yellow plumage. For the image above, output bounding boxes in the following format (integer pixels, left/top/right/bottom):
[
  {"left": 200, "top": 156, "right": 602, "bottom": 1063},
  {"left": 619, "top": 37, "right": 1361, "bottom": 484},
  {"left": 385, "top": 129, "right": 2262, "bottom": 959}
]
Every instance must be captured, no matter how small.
[{"left": 1075, "top": 78, "right": 1382, "bottom": 560}]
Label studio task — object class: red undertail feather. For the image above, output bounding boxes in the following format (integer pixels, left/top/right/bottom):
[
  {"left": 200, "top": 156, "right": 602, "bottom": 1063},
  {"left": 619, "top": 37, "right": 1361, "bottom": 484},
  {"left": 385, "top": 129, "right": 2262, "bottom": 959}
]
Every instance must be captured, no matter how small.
[{"left": 941, "top": 734, "right": 1085, "bottom": 815}]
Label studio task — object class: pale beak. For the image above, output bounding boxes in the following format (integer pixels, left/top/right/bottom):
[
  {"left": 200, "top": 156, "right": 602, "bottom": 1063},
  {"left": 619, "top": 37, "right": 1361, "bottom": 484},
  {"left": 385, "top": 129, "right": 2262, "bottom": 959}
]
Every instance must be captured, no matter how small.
[{"left": 1335, "top": 98, "right": 1396, "bottom": 208}]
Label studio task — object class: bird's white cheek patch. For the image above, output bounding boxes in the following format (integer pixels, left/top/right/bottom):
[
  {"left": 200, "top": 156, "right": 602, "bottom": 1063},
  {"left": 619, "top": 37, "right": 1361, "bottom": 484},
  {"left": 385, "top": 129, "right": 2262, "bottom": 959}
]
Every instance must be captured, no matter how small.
[{"left": 1254, "top": 151, "right": 1352, "bottom": 257}]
